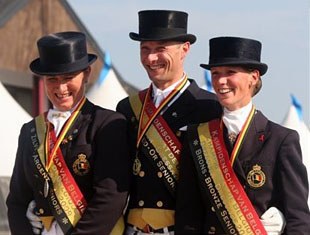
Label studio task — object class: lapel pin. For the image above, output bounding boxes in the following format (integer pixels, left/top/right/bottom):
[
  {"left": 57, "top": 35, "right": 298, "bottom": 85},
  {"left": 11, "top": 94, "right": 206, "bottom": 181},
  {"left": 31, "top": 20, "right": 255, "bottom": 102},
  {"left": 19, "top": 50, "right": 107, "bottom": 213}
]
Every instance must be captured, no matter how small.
[
  {"left": 258, "top": 134, "right": 265, "bottom": 142},
  {"left": 172, "top": 112, "right": 178, "bottom": 117}
]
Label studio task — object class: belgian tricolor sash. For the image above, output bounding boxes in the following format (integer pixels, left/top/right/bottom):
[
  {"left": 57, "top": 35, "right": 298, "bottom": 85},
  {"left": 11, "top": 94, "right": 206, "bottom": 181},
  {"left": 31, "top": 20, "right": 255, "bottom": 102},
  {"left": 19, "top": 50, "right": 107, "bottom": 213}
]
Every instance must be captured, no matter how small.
[
  {"left": 129, "top": 78, "right": 187, "bottom": 196},
  {"left": 32, "top": 98, "right": 87, "bottom": 234},
  {"left": 188, "top": 110, "right": 267, "bottom": 235}
]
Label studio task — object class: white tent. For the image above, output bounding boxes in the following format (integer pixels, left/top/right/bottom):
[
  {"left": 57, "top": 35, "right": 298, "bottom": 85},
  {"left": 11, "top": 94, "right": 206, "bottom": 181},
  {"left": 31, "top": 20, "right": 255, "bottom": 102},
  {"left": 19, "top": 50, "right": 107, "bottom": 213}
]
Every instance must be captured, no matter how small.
[
  {"left": 86, "top": 52, "right": 128, "bottom": 110},
  {"left": 0, "top": 82, "right": 31, "bottom": 176},
  {"left": 282, "top": 95, "right": 310, "bottom": 206}
]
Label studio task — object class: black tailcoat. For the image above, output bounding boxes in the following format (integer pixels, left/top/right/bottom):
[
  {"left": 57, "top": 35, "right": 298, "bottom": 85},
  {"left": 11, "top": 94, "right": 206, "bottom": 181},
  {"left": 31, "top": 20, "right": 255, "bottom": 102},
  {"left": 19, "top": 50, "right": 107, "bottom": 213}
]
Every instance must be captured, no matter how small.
[
  {"left": 175, "top": 110, "right": 310, "bottom": 234},
  {"left": 6, "top": 99, "right": 131, "bottom": 235},
  {"left": 116, "top": 80, "right": 222, "bottom": 215}
]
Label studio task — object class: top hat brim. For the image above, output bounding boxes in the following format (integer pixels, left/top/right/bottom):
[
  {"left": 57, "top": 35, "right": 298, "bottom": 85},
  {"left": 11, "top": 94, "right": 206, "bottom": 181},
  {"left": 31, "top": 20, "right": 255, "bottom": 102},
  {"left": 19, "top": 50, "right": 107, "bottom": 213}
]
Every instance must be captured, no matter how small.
[
  {"left": 129, "top": 32, "right": 196, "bottom": 44},
  {"left": 200, "top": 60, "right": 268, "bottom": 76},
  {"left": 29, "top": 54, "right": 97, "bottom": 76}
]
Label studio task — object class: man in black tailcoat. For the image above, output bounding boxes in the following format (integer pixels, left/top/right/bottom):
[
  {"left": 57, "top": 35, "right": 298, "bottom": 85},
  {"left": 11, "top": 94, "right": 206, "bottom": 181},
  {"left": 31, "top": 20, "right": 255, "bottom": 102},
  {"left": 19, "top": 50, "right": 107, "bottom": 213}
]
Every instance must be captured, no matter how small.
[{"left": 116, "top": 10, "right": 222, "bottom": 235}]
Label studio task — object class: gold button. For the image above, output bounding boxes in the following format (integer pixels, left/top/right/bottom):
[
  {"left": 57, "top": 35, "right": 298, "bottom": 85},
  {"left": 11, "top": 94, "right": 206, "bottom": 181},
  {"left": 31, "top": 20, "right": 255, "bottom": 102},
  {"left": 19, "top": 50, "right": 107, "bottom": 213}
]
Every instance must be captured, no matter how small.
[
  {"left": 176, "top": 131, "right": 181, "bottom": 137},
  {"left": 39, "top": 208, "right": 44, "bottom": 214},
  {"left": 139, "top": 171, "right": 145, "bottom": 177},
  {"left": 138, "top": 200, "right": 144, "bottom": 206},
  {"left": 157, "top": 172, "right": 163, "bottom": 178},
  {"left": 211, "top": 206, "right": 215, "bottom": 212},
  {"left": 156, "top": 201, "right": 163, "bottom": 207}
]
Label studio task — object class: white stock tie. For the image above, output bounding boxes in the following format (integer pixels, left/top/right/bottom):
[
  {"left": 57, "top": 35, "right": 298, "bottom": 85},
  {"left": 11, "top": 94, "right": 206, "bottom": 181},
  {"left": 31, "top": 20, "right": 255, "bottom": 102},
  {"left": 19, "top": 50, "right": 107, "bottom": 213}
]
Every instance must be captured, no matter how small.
[
  {"left": 154, "top": 92, "right": 165, "bottom": 108},
  {"left": 47, "top": 109, "right": 71, "bottom": 137}
]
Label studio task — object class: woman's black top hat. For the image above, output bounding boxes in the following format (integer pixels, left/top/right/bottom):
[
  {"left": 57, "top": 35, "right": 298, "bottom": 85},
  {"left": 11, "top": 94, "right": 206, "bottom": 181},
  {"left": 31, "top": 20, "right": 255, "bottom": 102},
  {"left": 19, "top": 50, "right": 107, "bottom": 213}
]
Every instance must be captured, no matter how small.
[
  {"left": 200, "top": 36, "right": 268, "bottom": 75},
  {"left": 129, "top": 10, "right": 196, "bottom": 44},
  {"left": 29, "top": 31, "right": 97, "bottom": 75}
]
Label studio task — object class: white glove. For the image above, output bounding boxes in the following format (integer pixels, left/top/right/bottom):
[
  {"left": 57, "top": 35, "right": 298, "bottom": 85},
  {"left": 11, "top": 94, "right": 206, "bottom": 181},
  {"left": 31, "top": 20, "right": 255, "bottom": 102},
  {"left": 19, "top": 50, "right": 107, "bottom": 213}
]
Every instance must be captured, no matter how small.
[
  {"left": 26, "top": 200, "right": 43, "bottom": 235},
  {"left": 260, "top": 207, "right": 286, "bottom": 235},
  {"left": 42, "top": 221, "right": 64, "bottom": 235}
]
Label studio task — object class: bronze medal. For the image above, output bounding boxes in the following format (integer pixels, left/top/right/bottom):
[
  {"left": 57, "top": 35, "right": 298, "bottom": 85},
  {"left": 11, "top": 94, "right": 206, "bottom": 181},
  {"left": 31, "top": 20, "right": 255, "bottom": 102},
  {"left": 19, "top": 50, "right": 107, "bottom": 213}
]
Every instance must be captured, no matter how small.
[{"left": 133, "top": 156, "right": 141, "bottom": 175}]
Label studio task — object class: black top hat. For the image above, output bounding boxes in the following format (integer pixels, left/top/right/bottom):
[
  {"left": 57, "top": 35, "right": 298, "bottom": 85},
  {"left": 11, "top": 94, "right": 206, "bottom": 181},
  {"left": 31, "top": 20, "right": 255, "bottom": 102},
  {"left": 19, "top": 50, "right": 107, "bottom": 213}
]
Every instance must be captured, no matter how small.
[
  {"left": 129, "top": 10, "right": 196, "bottom": 44},
  {"left": 200, "top": 36, "right": 268, "bottom": 75},
  {"left": 29, "top": 31, "right": 97, "bottom": 75}
]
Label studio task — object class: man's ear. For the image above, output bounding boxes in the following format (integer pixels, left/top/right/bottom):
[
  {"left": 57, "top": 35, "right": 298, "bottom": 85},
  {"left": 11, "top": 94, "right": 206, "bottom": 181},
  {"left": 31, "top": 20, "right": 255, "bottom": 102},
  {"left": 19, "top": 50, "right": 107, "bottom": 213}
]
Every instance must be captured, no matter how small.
[{"left": 181, "top": 41, "right": 190, "bottom": 60}]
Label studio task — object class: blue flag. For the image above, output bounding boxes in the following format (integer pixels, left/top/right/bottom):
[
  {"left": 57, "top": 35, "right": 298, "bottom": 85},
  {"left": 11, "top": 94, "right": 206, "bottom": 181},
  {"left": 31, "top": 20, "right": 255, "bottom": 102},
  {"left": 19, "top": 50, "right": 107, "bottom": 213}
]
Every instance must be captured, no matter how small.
[
  {"left": 204, "top": 70, "right": 214, "bottom": 93},
  {"left": 290, "top": 94, "right": 303, "bottom": 121},
  {"left": 97, "top": 51, "right": 112, "bottom": 85}
]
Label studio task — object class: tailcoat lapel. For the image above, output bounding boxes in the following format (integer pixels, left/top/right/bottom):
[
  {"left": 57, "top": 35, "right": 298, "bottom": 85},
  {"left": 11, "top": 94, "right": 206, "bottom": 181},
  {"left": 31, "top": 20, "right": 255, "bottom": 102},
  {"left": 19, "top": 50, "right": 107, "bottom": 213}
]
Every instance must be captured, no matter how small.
[
  {"left": 59, "top": 100, "right": 94, "bottom": 156},
  {"left": 233, "top": 110, "right": 270, "bottom": 182},
  {"left": 162, "top": 80, "right": 202, "bottom": 129}
]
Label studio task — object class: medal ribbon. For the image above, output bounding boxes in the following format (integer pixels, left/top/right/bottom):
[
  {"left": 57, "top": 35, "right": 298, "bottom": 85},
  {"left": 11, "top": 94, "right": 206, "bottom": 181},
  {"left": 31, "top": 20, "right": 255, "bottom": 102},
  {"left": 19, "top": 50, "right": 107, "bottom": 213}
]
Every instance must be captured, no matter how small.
[
  {"left": 45, "top": 97, "right": 86, "bottom": 170},
  {"left": 136, "top": 77, "right": 188, "bottom": 148},
  {"left": 222, "top": 105, "right": 256, "bottom": 165}
]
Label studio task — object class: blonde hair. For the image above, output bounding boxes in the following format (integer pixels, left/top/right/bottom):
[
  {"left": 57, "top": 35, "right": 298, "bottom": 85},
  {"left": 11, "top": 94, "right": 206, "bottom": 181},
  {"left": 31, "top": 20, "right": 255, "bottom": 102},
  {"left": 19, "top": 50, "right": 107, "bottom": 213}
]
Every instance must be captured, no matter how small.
[
  {"left": 245, "top": 68, "right": 262, "bottom": 97},
  {"left": 253, "top": 77, "right": 262, "bottom": 96}
]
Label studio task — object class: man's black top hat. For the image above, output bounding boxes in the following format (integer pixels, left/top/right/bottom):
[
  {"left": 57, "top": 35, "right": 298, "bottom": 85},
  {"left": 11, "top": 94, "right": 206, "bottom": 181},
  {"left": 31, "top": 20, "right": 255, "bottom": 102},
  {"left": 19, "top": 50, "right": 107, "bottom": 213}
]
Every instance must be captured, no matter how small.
[
  {"left": 200, "top": 36, "right": 268, "bottom": 75},
  {"left": 129, "top": 10, "right": 196, "bottom": 44},
  {"left": 30, "top": 31, "right": 97, "bottom": 75}
]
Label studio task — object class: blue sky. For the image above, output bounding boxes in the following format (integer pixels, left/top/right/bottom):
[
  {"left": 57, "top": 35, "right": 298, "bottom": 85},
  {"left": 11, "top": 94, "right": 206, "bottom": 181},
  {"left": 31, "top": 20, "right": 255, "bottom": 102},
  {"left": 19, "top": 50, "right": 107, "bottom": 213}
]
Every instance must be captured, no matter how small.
[{"left": 68, "top": 0, "right": 309, "bottom": 126}]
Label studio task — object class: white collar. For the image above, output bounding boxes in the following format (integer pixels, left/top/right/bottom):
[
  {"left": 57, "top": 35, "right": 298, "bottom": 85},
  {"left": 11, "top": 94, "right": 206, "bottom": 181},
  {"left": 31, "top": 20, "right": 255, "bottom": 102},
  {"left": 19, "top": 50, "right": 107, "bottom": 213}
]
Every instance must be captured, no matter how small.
[
  {"left": 152, "top": 74, "right": 186, "bottom": 99},
  {"left": 222, "top": 101, "right": 253, "bottom": 135}
]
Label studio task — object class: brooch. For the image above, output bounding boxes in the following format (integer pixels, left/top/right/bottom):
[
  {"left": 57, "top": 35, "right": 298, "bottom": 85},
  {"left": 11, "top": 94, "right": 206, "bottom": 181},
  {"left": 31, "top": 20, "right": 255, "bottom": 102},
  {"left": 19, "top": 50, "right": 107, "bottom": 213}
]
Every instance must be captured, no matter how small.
[
  {"left": 73, "top": 153, "right": 90, "bottom": 176},
  {"left": 247, "top": 164, "right": 266, "bottom": 188}
]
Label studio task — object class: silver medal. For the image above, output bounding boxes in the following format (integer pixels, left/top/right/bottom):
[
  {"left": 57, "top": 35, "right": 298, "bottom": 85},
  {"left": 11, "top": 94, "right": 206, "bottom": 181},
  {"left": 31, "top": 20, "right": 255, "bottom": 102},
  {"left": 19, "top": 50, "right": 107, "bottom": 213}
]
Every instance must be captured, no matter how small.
[{"left": 44, "top": 180, "right": 49, "bottom": 198}]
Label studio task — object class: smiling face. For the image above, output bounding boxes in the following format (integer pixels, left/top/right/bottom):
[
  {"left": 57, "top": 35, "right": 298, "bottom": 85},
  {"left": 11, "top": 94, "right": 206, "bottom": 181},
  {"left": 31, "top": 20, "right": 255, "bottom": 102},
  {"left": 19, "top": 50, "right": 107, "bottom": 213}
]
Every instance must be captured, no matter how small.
[
  {"left": 43, "top": 68, "right": 90, "bottom": 111},
  {"left": 211, "top": 66, "right": 259, "bottom": 111},
  {"left": 140, "top": 40, "right": 190, "bottom": 90}
]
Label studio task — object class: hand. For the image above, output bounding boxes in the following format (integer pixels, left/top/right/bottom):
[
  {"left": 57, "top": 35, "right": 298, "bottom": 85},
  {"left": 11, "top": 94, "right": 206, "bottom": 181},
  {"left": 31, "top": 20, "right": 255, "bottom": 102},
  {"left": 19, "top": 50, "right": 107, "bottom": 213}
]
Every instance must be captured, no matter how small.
[
  {"left": 42, "top": 221, "right": 64, "bottom": 235},
  {"left": 260, "top": 207, "right": 286, "bottom": 235},
  {"left": 26, "top": 200, "right": 43, "bottom": 235}
]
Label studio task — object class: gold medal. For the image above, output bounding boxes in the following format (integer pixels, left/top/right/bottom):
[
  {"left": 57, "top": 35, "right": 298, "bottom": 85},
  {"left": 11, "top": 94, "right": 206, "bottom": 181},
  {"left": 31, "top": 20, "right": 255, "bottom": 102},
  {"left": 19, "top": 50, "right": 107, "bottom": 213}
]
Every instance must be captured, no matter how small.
[
  {"left": 133, "top": 157, "right": 141, "bottom": 175},
  {"left": 44, "top": 179, "right": 49, "bottom": 198}
]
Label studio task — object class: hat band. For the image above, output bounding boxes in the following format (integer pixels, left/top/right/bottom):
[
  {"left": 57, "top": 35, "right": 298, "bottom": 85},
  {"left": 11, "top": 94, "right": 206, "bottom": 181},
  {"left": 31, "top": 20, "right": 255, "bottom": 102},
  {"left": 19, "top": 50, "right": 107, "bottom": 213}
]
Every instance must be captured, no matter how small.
[
  {"left": 210, "top": 57, "right": 261, "bottom": 64},
  {"left": 140, "top": 27, "right": 187, "bottom": 37},
  {"left": 40, "top": 56, "right": 89, "bottom": 73}
]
